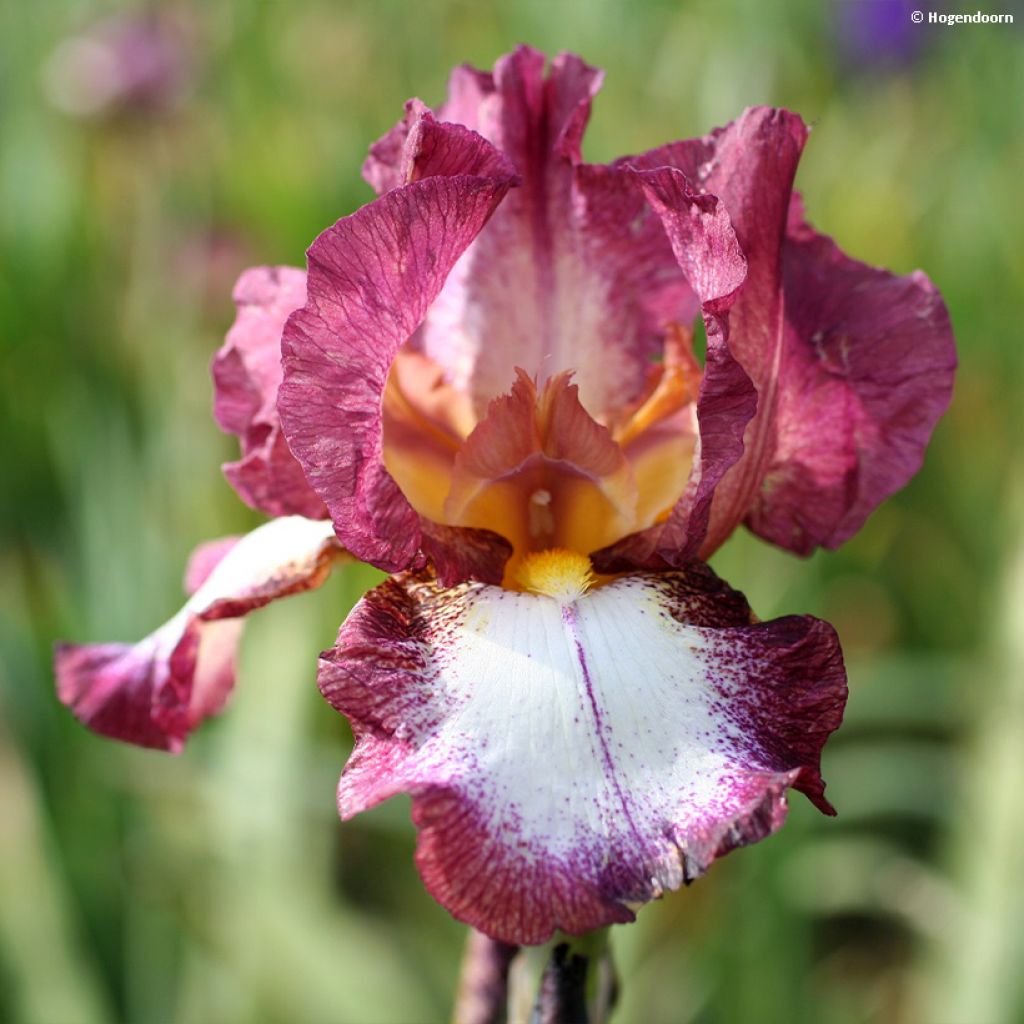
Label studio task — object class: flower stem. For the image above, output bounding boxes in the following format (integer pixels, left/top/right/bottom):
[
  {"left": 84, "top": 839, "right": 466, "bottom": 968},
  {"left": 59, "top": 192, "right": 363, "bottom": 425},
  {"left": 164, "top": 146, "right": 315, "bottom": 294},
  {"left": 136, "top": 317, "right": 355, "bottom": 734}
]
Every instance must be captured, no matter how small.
[
  {"left": 453, "top": 930, "right": 519, "bottom": 1024},
  {"left": 505, "top": 929, "right": 617, "bottom": 1024}
]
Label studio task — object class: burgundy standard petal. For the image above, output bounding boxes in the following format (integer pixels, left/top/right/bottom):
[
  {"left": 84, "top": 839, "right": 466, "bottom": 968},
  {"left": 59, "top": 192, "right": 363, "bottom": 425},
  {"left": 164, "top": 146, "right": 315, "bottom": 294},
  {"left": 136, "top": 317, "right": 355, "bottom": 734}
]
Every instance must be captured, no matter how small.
[
  {"left": 212, "top": 266, "right": 326, "bottom": 519},
  {"left": 279, "top": 115, "right": 517, "bottom": 579},
  {"left": 627, "top": 108, "right": 809, "bottom": 555},
  {"left": 320, "top": 564, "right": 846, "bottom": 945},
  {"left": 745, "top": 205, "right": 957, "bottom": 552},
  {"left": 362, "top": 98, "right": 428, "bottom": 195},
  {"left": 56, "top": 517, "right": 343, "bottom": 752},
  {"left": 592, "top": 166, "right": 755, "bottom": 571},
  {"left": 408, "top": 47, "right": 697, "bottom": 421},
  {"left": 624, "top": 108, "right": 954, "bottom": 556}
]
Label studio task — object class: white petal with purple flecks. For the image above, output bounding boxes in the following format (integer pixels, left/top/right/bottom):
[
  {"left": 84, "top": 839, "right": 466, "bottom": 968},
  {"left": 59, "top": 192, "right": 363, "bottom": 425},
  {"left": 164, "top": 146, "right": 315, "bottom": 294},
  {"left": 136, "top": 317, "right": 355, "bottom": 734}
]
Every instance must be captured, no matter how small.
[{"left": 321, "top": 564, "right": 845, "bottom": 944}]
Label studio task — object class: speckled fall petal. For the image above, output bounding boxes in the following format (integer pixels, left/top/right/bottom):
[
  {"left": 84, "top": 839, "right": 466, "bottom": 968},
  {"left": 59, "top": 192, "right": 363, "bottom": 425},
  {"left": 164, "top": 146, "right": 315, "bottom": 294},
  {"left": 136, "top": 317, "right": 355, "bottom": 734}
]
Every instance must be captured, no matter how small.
[
  {"left": 56, "top": 517, "right": 344, "bottom": 751},
  {"left": 320, "top": 564, "right": 847, "bottom": 944}
]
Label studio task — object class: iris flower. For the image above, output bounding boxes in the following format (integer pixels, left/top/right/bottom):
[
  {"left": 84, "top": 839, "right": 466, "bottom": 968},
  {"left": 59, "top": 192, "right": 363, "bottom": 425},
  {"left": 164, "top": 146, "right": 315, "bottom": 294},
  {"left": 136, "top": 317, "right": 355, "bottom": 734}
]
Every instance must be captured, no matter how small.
[{"left": 57, "top": 47, "right": 954, "bottom": 946}]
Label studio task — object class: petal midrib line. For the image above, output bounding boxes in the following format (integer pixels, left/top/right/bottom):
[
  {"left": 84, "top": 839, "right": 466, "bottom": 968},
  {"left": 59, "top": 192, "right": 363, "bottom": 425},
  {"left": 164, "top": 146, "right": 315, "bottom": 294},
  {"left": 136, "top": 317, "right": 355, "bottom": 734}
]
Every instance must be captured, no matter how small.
[{"left": 560, "top": 601, "right": 650, "bottom": 859}]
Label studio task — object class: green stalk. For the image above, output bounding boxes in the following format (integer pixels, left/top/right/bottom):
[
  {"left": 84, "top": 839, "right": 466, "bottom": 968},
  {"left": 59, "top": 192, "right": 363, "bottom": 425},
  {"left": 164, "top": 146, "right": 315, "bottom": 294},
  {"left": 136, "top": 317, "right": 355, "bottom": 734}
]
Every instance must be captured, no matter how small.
[{"left": 503, "top": 928, "right": 616, "bottom": 1024}]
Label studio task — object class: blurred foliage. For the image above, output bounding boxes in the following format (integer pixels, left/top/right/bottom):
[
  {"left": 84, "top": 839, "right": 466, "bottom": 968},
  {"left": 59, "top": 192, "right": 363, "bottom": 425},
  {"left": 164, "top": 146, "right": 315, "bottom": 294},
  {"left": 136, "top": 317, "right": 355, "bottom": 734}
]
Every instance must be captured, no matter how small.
[{"left": 1, "top": 1, "right": 1022, "bottom": 1022}]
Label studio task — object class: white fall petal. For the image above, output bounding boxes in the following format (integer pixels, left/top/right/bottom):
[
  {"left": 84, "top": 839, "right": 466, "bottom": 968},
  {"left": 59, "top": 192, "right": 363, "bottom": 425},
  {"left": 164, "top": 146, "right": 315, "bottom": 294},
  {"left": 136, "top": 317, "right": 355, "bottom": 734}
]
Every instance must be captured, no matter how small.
[{"left": 321, "top": 565, "right": 845, "bottom": 944}]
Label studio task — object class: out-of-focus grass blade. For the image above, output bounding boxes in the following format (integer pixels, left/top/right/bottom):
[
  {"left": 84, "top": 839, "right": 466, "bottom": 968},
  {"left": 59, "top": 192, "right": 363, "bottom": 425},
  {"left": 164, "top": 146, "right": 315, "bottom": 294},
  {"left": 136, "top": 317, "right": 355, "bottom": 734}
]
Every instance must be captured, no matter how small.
[
  {"left": 0, "top": 709, "right": 110, "bottom": 1024},
  {"left": 917, "top": 507, "right": 1024, "bottom": 1024},
  {"left": 167, "top": 585, "right": 440, "bottom": 1024}
]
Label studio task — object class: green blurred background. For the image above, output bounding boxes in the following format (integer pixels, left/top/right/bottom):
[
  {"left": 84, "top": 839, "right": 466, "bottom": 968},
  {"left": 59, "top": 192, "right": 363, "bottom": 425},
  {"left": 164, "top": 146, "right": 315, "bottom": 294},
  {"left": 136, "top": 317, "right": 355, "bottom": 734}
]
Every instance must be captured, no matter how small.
[{"left": 2, "top": 1, "right": 1022, "bottom": 1022}]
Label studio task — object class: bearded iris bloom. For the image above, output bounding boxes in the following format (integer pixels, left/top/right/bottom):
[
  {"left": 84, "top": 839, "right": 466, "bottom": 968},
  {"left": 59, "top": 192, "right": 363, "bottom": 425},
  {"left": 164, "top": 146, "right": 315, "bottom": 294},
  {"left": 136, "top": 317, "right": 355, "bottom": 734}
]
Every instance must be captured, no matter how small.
[{"left": 56, "top": 47, "right": 955, "bottom": 946}]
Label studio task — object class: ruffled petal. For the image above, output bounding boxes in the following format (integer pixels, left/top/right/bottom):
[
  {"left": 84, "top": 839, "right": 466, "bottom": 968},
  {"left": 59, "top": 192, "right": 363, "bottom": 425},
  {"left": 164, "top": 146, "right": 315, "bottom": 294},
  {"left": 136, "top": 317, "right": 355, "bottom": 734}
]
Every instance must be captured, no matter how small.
[
  {"left": 415, "top": 47, "right": 695, "bottom": 421},
  {"left": 212, "top": 266, "right": 326, "bottom": 519},
  {"left": 362, "top": 98, "right": 428, "bottom": 195},
  {"left": 592, "top": 168, "right": 755, "bottom": 570},
  {"left": 320, "top": 564, "right": 846, "bottom": 945},
  {"left": 745, "top": 204, "right": 957, "bottom": 552},
  {"left": 623, "top": 108, "right": 954, "bottom": 556},
  {"left": 55, "top": 517, "right": 344, "bottom": 752},
  {"left": 623, "top": 107, "right": 809, "bottom": 555},
  {"left": 278, "top": 115, "right": 517, "bottom": 581}
]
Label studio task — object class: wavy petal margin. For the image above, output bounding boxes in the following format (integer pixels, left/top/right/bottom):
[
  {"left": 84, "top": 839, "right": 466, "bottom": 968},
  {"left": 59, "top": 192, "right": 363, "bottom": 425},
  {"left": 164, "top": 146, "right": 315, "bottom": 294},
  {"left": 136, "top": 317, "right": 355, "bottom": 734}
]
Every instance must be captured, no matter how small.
[
  {"left": 368, "top": 47, "right": 700, "bottom": 423},
  {"left": 56, "top": 517, "right": 343, "bottom": 752},
  {"left": 212, "top": 266, "right": 326, "bottom": 519},
  {"left": 592, "top": 165, "right": 754, "bottom": 570},
  {"left": 320, "top": 564, "right": 846, "bottom": 944},
  {"left": 423, "top": 48, "right": 640, "bottom": 419},
  {"left": 628, "top": 108, "right": 809, "bottom": 555},
  {"left": 745, "top": 204, "right": 957, "bottom": 552},
  {"left": 626, "top": 108, "right": 955, "bottom": 556},
  {"left": 278, "top": 114, "right": 517, "bottom": 581}
]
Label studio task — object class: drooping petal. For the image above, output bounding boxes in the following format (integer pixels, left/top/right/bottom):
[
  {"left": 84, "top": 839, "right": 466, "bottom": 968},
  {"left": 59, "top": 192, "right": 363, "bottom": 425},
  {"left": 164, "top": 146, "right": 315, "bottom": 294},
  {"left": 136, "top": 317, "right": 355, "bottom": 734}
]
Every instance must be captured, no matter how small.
[
  {"left": 212, "top": 266, "right": 326, "bottom": 519},
  {"left": 410, "top": 47, "right": 697, "bottom": 421},
  {"left": 56, "top": 517, "right": 344, "bottom": 752},
  {"left": 183, "top": 534, "right": 241, "bottom": 594},
  {"left": 320, "top": 564, "right": 846, "bottom": 945},
  {"left": 623, "top": 109, "right": 954, "bottom": 556},
  {"left": 278, "top": 114, "right": 517, "bottom": 582},
  {"left": 745, "top": 204, "right": 957, "bottom": 552}
]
